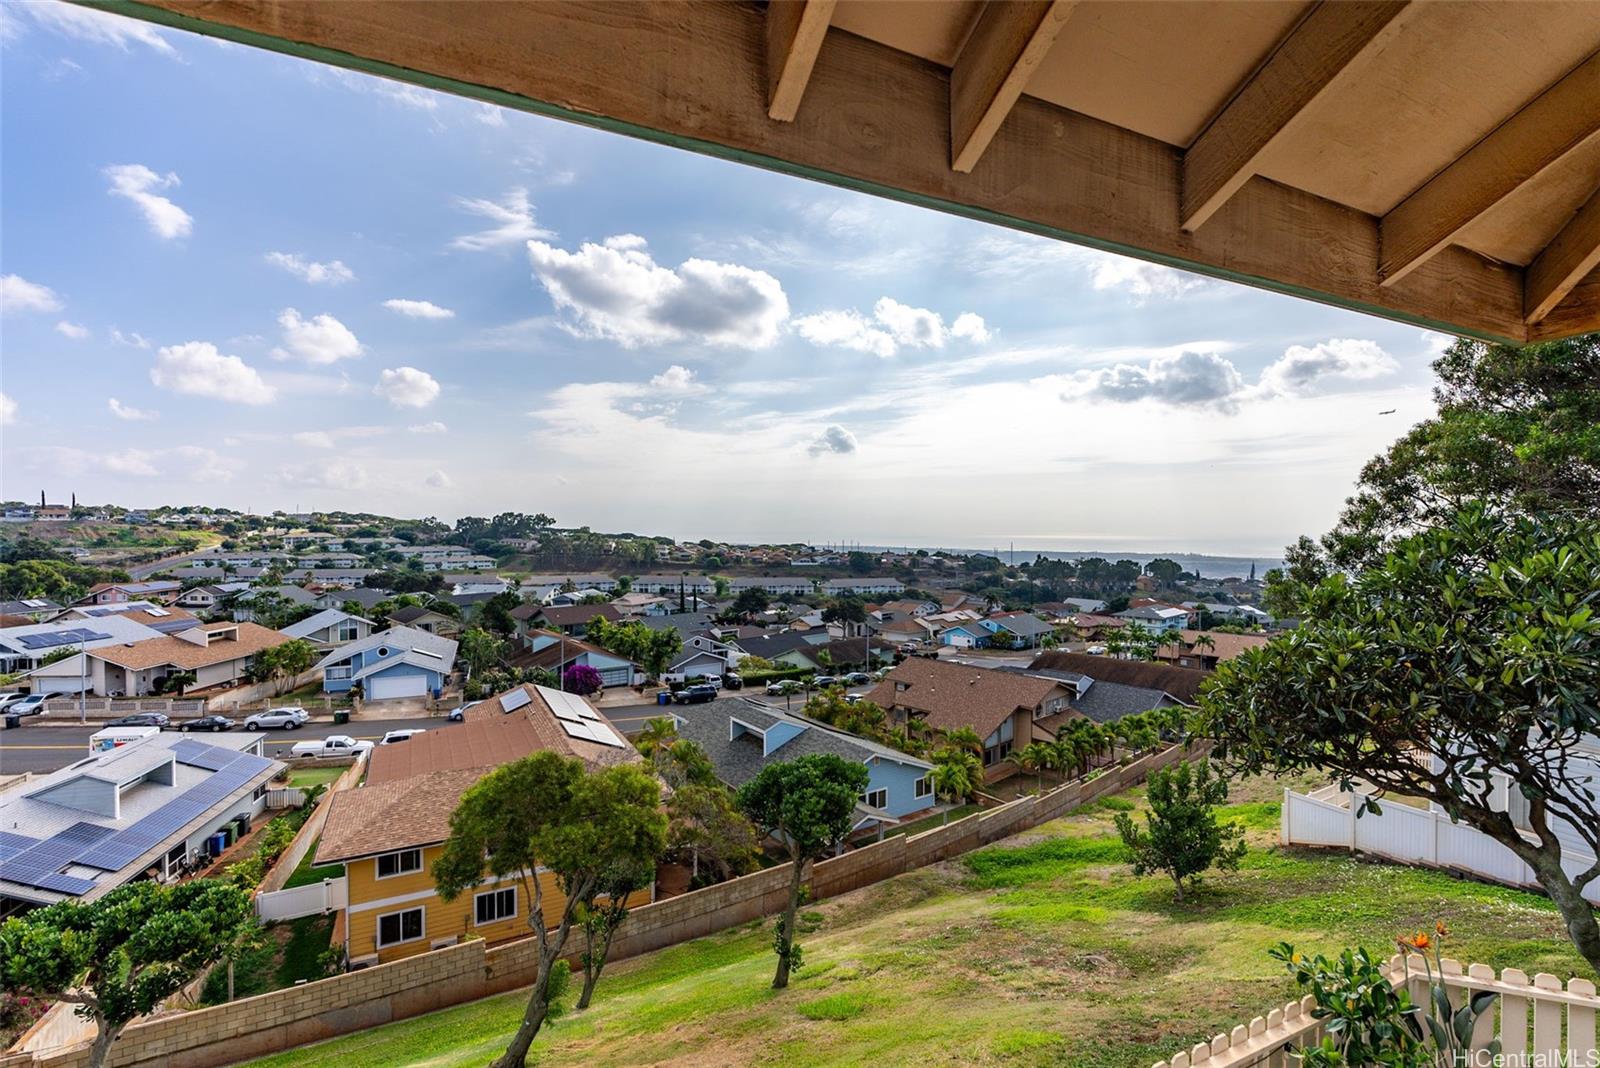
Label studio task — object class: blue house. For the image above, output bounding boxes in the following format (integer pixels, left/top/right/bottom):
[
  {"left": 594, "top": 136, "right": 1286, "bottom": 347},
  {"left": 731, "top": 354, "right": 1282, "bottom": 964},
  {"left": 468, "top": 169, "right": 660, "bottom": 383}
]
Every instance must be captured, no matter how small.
[
  {"left": 940, "top": 622, "right": 990, "bottom": 648},
  {"left": 315, "top": 625, "right": 457, "bottom": 700},
  {"left": 671, "top": 698, "right": 935, "bottom": 835}
]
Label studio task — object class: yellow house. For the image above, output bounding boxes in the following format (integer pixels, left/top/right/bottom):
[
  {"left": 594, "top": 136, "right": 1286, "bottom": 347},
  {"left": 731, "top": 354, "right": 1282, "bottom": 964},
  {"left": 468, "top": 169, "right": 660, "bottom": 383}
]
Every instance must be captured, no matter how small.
[{"left": 314, "top": 684, "right": 652, "bottom": 966}]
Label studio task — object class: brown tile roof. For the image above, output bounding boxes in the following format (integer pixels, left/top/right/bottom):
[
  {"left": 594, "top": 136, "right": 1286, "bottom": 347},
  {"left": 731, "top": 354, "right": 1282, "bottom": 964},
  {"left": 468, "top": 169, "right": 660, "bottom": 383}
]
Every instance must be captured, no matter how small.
[
  {"left": 315, "top": 767, "right": 485, "bottom": 863},
  {"left": 862, "top": 657, "right": 1070, "bottom": 737},
  {"left": 1026, "top": 651, "right": 1210, "bottom": 703},
  {"left": 86, "top": 622, "right": 291, "bottom": 671},
  {"left": 524, "top": 603, "right": 625, "bottom": 628},
  {"left": 1158, "top": 629, "right": 1271, "bottom": 663},
  {"left": 366, "top": 683, "right": 641, "bottom": 785}
]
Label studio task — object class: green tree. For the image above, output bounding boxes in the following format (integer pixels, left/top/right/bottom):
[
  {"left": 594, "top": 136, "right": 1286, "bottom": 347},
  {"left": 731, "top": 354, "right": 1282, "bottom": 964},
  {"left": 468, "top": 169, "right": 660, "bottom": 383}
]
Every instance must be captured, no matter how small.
[
  {"left": 736, "top": 753, "right": 870, "bottom": 989},
  {"left": 729, "top": 586, "right": 770, "bottom": 618},
  {"left": 259, "top": 638, "right": 316, "bottom": 695},
  {"left": 1007, "top": 741, "right": 1055, "bottom": 794},
  {"left": 1202, "top": 505, "right": 1600, "bottom": 972},
  {"left": 650, "top": 738, "right": 719, "bottom": 790},
  {"left": 633, "top": 716, "right": 678, "bottom": 759},
  {"left": 574, "top": 859, "right": 655, "bottom": 1010},
  {"left": 929, "top": 747, "right": 981, "bottom": 820},
  {"left": 1114, "top": 758, "right": 1245, "bottom": 901},
  {"left": 479, "top": 590, "right": 524, "bottom": 636},
  {"left": 1144, "top": 557, "right": 1184, "bottom": 585},
  {"left": 432, "top": 753, "right": 667, "bottom": 1067},
  {"left": 666, "top": 782, "right": 760, "bottom": 885},
  {"left": 0, "top": 880, "right": 255, "bottom": 1068},
  {"left": 458, "top": 627, "right": 507, "bottom": 680},
  {"left": 820, "top": 595, "right": 867, "bottom": 632}
]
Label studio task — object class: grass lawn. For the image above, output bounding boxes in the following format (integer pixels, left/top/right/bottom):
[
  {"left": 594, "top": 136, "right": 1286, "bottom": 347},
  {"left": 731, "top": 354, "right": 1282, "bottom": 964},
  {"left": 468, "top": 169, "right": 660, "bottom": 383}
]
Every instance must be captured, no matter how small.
[
  {"left": 878, "top": 804, "right": 983, "bottom": 839},
  {"left": 201, "top": 915, "right": 336, "bottom": 1006},
  {"left": 282, "top": 837, "right": 345, "bottom": 890},
  {"left": 242, "top": 772, "right": 1590, "bottom": 1068},
  {"left": 285, "top": 766, "right": 345, "bottom": 791}
]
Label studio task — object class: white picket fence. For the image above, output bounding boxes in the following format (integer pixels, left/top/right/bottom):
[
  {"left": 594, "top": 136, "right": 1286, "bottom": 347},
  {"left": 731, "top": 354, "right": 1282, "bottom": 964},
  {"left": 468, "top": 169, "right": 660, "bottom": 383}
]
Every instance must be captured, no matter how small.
[
  {"left": 254, "top": 876, "right": 347, "bottom": 921},
  {"left": 1282, "top": 787, "right": 1600, "bottom": 905},
  {"left": 1153, "top": 954, "right": 1599, "bottom": 1067}
]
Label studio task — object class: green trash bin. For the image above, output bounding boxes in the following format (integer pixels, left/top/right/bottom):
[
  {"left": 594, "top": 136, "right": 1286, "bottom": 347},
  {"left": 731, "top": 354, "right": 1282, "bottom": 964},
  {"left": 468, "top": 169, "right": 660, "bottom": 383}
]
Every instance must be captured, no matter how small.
[{"left": 333, "top": 709, "right": 350, "bottom": 726}]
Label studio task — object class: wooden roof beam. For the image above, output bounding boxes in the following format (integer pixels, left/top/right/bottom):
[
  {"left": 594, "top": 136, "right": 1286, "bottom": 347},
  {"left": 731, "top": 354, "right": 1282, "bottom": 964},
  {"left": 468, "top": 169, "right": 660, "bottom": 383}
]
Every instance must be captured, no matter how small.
[
  {"left": 1525, "top": 185, "right": 1600, "bottom": 324},
  {"left": 1182, "top": 0, "right": 1411, "bottom": 233},
  {"left": 1381, "top": 48, "right": 1600, "bottom": 287},
  {"left": 766, "top": 0, "right": 837, "bottom": 123},
  {"left": 950, "top": 0, "right": 1076, "bottom": 174}
]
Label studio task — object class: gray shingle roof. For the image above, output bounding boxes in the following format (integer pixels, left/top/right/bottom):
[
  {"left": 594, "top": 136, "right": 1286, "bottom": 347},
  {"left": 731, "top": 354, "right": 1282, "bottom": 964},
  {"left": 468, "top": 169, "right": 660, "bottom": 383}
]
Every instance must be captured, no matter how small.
[{"left": 1071, "top": 680, "right": 1182, "bottom": 723}]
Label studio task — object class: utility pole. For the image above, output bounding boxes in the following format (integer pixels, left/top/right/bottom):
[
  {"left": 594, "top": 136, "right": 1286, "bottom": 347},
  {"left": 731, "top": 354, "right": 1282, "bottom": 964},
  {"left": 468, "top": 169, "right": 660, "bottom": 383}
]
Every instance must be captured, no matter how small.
[{"left": 78, "top": 637, "right": 87, "bottom": 723}]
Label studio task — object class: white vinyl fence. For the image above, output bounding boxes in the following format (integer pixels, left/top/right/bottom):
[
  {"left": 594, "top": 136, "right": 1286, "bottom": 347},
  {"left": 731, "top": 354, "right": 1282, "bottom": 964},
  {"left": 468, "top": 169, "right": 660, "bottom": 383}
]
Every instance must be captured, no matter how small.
[
  {"left": 1281, "top": 787, "right": 1600, "bottom": 905},
  {"left": 255, "top": 876, "right": 347, "bottom": 922},
  {"left": 1153, "top": 954, "right": 1599, "bottom": 1068}
]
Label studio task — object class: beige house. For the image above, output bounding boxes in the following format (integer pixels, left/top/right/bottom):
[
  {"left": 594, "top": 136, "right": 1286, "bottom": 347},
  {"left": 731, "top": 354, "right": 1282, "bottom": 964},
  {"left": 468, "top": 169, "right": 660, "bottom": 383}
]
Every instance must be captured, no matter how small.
[{"left": 35, "top": 622, "right": 293, "bottom": 697}]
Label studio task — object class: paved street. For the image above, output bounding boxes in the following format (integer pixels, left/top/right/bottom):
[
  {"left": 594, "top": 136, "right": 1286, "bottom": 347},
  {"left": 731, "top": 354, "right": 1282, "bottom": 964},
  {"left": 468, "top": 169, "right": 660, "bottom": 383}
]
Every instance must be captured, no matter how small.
[{"left": 0, "top": 702, "right": 668, "bottom": 775}]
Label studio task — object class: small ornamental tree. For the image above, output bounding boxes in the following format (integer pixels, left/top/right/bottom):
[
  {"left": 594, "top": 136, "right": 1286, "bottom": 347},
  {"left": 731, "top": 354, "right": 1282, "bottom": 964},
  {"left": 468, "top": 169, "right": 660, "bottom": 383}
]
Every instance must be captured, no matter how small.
[
  {"left": 574, "top": 859, "right": 655, "bottom": 1010},
  {"left": 736, "top": 753, "right": 870, "bottom": 989},
  {"left": 433, "top": 753, "right": 666, "bottom": 1068},
  {"left": 667, "top": 782, "right": 760, "bottom": 884},
  {"left": 0, "top": 879, "right": 256, "bottom": 1068},
  {"left": 562, "top": 663, "right": 603, "bottom": 696},
  {"left": 1114, "top": 758, "right": 1245, "bottom": 901}
]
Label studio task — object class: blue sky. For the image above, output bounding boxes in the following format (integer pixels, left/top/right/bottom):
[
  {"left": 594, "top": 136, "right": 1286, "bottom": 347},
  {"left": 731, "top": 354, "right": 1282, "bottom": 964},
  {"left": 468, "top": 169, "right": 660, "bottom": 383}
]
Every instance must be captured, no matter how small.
[{"left": 0, "top": 3, "right": 1447, "bottom": 555}]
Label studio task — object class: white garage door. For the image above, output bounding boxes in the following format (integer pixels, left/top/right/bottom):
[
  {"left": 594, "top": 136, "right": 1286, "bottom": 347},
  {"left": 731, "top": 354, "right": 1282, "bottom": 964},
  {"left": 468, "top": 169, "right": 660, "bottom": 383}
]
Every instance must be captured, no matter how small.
[
  {"left": 368, "top": 674, "right": 428, "bottom": 700},
  {"left": 598, "top": 664, "right": 631, "bottom": 688}
]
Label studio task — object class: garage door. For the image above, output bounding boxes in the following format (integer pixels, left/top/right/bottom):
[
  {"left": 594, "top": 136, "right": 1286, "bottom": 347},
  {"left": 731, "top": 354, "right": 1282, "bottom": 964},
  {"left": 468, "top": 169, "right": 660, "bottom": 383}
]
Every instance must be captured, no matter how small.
[
  {"left": 598, "top": 664, "right": 631, "bottom": 688},
  {"left": 368, "top": 674, "right": 428, "bottom": 700}
]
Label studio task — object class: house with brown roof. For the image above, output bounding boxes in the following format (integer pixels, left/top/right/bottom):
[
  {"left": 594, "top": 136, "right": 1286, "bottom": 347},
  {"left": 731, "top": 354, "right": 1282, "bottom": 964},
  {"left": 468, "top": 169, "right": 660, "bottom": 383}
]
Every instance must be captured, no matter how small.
[
  {"left": 315, "top": 684, "right": 649, "bottom": 966},
  {"left": 511, "top": 601, "right": 624, "bottom": 638},
  {"left": 79, "top": 621, "right": 292, "bottom": 696},
  {"left": 1025, "top": 651, "right": 1210, "bottom": 705},
  {"left": 1154, "top": 629, "right": 1271, "bottom": 671},
  {"left": 863, "top": 658, "right": 1078, "bottom": 779},
  {"left": 385, "top": 604, "right": 460, "bottom": 637}
]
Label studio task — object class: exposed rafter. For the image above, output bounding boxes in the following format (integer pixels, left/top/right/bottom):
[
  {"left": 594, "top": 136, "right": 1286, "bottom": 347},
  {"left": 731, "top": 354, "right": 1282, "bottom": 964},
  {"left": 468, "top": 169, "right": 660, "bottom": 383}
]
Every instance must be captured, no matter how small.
[
  {"left": 766, "top": 0, "right": 837, "bottom": 123},
  {"left": 1181, "top": 0, "right": 1410, "bottom": 232},
  {"left": 1380, "top": 48, "right": 1600, "bottom": 287},
  {"left": 1525, "top": 185, "right": 1600, "bottom": 324},
  {"left": 950, "top": 0, "right": 1076, "bottom": 174}
]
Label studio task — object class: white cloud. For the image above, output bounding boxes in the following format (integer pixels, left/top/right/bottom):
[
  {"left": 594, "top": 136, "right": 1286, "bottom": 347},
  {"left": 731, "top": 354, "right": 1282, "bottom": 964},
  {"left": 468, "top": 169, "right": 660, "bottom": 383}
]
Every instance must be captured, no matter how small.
[
  {"left": 266, "top": 252, "right": 355, "bottom": 285},
  {"left": 108, "top": 398, "right": 158, "bottom": 421},
  {"left": 474, "top": 103, "right": 506, "bottom": 127},
  {"left": 2, "top": 275, "right": 62, "bottom": 314},
  {"left": 648, "top": 365, "right": 704, "bottom": 393},
  {"left": 55, "top": 320, "right": 89, "bottom": 339},
  {"left": 426, "top": 470, "right": 452, "bottom": 489},
  {"left": 276, "top": 460, "right": 370, "bottom": 491},
  {"left": 808, "top": 424, "right": 858, "bottom": 457},
  {"left": 111, "top": 328, "right": 152, "bottom": 349},
  {"left": 793, "top": 309, "right": 896, "bottom": 358},
  {"left": 20, "top": 3, "right": 176, "bottom": 55},
  {"left": 1081, "top": 254, "right": 1211, "bottom": 301},
  {"left": 105, "top": 164, "right": 193, "bottom": 240},
  {"left": 293, "top": 431, "right": 335, "bottom": 449},
  {"left": 527, "top": 236, "right": 790, "bottom": 349},
  {"left": 29, "top": 444, "right": 237, "bottom": 482},
  {"left": 1258, "top": 338, "right": 1399, "bottom": 396},
  {"left": 272, "top": 308, "right": 363, "bottom": 365},
  {"left": 0, "top": 392, "right": 16, "bottom": 426},
  {"left": 873, "top": 297, "right": 946, "bottom": 348},
  {"left": 374, "top": 366, "right": 440, "bottom": 408},
  {"left": 150, "top": 341, "right": 276, "bottom": 405},
  {"left": 1068, "top": 349, "right": 1247, "bottom": 412},
  {"left": 951, "top": 312, "right": 991, "bottom": 343},
  {"left": 291, "top": 426, "right": 386, "bottom": 449},
  {"left": 452, "top": 187, "right": 551, "bottom": 251},
  {"left": 409, "top": 421, "right": 447, "bottom": 434},
  {"left": 383, "top": 298, "right": 455, "bottom": 320}
]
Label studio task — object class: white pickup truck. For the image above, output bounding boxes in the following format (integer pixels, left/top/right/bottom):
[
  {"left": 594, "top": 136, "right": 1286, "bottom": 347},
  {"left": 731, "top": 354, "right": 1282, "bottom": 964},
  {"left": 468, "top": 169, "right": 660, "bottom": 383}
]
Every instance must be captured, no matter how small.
[{"left": 289, "top": 734, "right": 374, "bottom": 759}]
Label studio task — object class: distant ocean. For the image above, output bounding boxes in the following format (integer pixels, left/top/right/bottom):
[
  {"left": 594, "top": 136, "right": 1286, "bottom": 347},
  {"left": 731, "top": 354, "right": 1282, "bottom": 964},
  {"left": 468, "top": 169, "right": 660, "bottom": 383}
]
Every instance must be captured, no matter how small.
[{"left": 861, "top": 546, "right": 1284, "bottom": 582}]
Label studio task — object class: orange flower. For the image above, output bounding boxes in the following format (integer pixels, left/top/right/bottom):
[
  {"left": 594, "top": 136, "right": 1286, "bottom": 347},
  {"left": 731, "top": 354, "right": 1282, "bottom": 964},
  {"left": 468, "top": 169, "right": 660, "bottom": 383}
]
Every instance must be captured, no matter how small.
[
  {"left": 1434, "top": 921, "right": 1450, "bottom": 938},
  {"left": 1398, "top": 931, "right": 1431, "bottom": 951}
]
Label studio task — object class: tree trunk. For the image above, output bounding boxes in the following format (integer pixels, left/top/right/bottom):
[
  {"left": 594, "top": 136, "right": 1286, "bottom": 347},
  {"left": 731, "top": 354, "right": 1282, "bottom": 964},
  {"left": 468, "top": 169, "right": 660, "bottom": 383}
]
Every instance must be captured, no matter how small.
[
  {"left": 575, "top": 923, "right": 616, "bottom": 1011},
  {"left": 1170, "top": 874, "right": 1185, "bottom": 902},
  {"left": 773, "top": 857, "right": 807, "bottom": 989},
  {"left": 86, "top": 1016, "right": 120, "bottom": 1068},
  {"left": 1517, "top": 841, "right": 1600, "bottom": 975},
  {"left": 491, "top": 970, "right": 552, "bottom": 1068}
]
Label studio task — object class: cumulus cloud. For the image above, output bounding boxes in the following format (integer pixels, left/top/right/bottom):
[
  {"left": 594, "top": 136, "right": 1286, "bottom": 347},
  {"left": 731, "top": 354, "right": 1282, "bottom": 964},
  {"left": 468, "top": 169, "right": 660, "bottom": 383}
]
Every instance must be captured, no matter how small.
[
  {"left": 452, "top": 187, "right": 551, "bottom": 251},
  {"left": 374, "top": 366, "right": 440, "bottom": 408},
  {"left": 1258, "top": 338, "right": 1398, "bottom": 396},
  {"left": 648, "top": 365, "right": 704, "bottom": 393},
  {"left": 793, "top": 309, "right": 896, "bottom": 358},
  {"left": 383, "top": 298, "right": 455, "bottom": 320},
  {"left": 873, "top": 297, "right": 946, "bottom": 348},
  {"left": 0, "top": 392, "right": 16, "bottom": 426},
  {"left": 1069, "top": 349, "right": 1247, "bottom": 412},
  {"left": 19, "top": 3, "right": 176, "bottom": 55},
  {"left": 409, "top": 420, "right": 447, "bottom": 434},
  {"left": 1081, "top": 254, "right": 1211, "bottom": 301},
  {"left": 527, "top": 236, "right": 789, "bottom": 348},
  {"left": 797, "top": 298, "right": 987, "bottom": 357},
  {"left": 105, "top": 164, "right": 192, "bottom": 239},
  {"left": 807, "top": 424, "right": 858, "bottom": 457},
  {"left": 276, "top": 460, "right": 370, "bottom": 491},
  {"left": 55, "top": 321, "right": 89, "bottom": 339},
  {"left": 2, "top": 275, "right": 62, "bottom": 314},
  {"left": 292, "top": 431, "right": 335, "bottom": 449},
  {"left": 150, "top": 341, "right": 276, "bottom": 405},
  {"left": 266, "top": 252, "right": 355, "bottom": 285},
  {"left": 108, "top": 398, "right": 158, "bottom": 421},
  {"left": 426, "top": 470, "right": 452, "bottom": 489},
  {"left": 951, "top": 312, "right": 991, "bottom": 343},
  {"left": 111, "top": 328, "right": 152, "bottom": 349},
  {"left": 272, "top": 308, "right": 363, "bottom": 364}
]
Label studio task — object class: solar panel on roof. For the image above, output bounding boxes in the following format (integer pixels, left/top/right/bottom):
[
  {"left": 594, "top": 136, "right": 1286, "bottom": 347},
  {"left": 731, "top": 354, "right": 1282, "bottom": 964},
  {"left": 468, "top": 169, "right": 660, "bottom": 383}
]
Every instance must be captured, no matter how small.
[
  {"left": 14, "top": 628, "right": 114, "bottom": 651},
  {"left": 1, "top": 823, "right": 115, "bottom": 894},
  {"left": 500, "top": 689, "right": 532, "bottom": 714},
  {"left": 0, "top": 831, "right": 41, "bottom": 863}
]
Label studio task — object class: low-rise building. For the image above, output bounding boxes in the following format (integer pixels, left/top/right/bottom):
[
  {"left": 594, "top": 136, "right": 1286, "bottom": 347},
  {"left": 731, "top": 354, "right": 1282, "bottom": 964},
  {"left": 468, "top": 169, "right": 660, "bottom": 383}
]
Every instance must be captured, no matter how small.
[
  {"left": 280, "top": 608, "right": 377, "bottom": 652},
  {"left": 316, "top": 626, "right": 458, "bottom": 700}
]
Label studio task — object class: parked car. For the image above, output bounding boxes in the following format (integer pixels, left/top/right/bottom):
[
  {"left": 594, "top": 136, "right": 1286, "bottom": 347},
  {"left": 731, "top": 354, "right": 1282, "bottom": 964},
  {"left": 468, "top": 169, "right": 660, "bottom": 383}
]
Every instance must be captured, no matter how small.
[
  {"left": 4, "top": 692, "right": 59, "bottom": 717},
  {"left": 673, "top": 684, "right": 718, "bottom": 705},
  {"left": 107, "top": 712, "right": 171, "bottom": 729},
  {"left": 0, "top": 693, "right": 32, "bottom": 712},
  {"left": 446, "top": 702, "right": 476, "bottom": 722},
  {"left": 843, "top": 693, "right": 865, "bottom": 704},
  {"left": 243, "top": 706, "right": 309, "bottom": 731},
  {"left": 765, "top": 679, "right": 798, "bottom": 695},
  {"left": 379, "top": 728, "right": 425, "bottom": 745},
  {"left": 180, "top": 715, "right": 236, "bottom": 732},
  {"left": 813, "top": 675, "right": 838, "bottom": 688},
  {"left": 722, "top": 672, "right": 744, "bottom": 690},
  {"left": 845, "top": 671, "right": 871, "bottom": 685},
  {"left": 290, "top": 734, "right": 373, "bottom": 758},
  {"left": 699, "top": 675, "right": 723, "bottom": 691},
  {"left": 1085, "top": 645, "right": 1108, "bottom": 655}
]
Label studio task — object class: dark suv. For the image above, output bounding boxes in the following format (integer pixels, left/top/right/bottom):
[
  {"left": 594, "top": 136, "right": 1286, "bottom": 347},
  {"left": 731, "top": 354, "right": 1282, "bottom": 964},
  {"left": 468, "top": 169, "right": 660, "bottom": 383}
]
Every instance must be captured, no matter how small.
[{"left": 673, "top": 684, "right": 718, "bottom": 705}]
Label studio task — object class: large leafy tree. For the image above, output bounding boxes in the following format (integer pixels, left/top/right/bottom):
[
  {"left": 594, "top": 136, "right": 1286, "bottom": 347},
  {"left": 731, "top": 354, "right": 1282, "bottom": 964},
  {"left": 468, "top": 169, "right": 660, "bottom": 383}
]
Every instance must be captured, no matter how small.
[
  {"left": 1202, "top": 506, "right": 1600, "bottom": 973},
  {"left": 666, "top": 782, "right": 760, "bottom": 885},
  {"left": 433, "top": 754, "right": 666, "bottom": 1067},
  {"left": 1114, "top": 758, "right": 1246, "bottom": 901},
  {"left": 259, "top": 638, "right": 316, "bottom": 695},
  {"left": 736, "top": 753, "right": 870, "bottom": 989},
  {"left": 0, "top": 880, "right": 255, "bottom": 1068},
  {"left": 458, "top": 627, "right": 507, "bottom": 680}
]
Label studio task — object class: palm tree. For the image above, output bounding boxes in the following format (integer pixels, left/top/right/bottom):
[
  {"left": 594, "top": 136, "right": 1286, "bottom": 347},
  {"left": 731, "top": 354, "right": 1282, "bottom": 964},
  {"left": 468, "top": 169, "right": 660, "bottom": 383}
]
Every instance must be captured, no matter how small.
[
  {"left": 929, "top": 748, "right": 981, "bottom": 822},
  {"left": 1008, "top": 741, "right": 1054, "bottom": 794},
  {"left": 1189, "top": 632, "right": 1216, "bottom": 667},
  {"left": 941, "top": 725, "right": 985, "bottom": 758},
  {"left": 634, "top": 716, "right": 678, "bottom": 759}
]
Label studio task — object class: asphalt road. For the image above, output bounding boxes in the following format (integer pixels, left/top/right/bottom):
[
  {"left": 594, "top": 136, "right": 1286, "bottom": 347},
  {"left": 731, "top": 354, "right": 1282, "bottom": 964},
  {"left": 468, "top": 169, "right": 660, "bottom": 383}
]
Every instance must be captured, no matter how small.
[{"left": 0, "top": 703, "right": 668, "bottom": 775}]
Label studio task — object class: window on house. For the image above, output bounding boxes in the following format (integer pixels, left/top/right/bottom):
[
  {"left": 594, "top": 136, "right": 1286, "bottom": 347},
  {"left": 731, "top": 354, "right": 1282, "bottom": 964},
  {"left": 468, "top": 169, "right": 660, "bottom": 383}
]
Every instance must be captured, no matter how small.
[
  {"left": 336, "top": 621, "right": 359, "bottom": 641},
  {"left": 914, "top": 776, "right": 932, "bottom": 799},
  {"left": 474, "top": 887, "right": 517, "bottom": 925},
  {"left": 375, "top": 848, "right": 422, "bottom": 879},
  {"left": 859, "top": 788, "right": 888, "bottom": 808},
  {"left": 983, "top": 740, "right": 1011, "bottom": 767},
  {"left": 377, "top": 907, "right": 424, "bottom": 947}
]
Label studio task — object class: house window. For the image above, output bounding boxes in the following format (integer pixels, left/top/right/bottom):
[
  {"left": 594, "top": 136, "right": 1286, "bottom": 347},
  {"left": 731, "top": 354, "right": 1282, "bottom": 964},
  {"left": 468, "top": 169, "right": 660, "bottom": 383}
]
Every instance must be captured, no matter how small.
[
  {"left": 914, "top": 776, "right": 932, "bottom": 799},
  {"left": 335, "top": 622, "right": 360, "bottom": 642},
  {"left": 376, "top": 907, "right": 425, "bottom": 948},
  {"left": 326, "top": 665, "right": 353, "bottom": 680},
  {"left": 474, "top": 887, "right": 517, "bottom": 925},
  {"left": 859, "top": 787, "right": 888, "bottom": 809},
  {"left": 375, "top": 848, "right": 422, "bottom": 879}
]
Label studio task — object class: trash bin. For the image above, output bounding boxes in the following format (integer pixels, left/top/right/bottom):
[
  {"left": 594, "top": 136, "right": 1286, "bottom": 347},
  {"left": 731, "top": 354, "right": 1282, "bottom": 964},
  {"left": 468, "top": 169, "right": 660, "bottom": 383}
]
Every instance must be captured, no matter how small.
[
  {"left": 656, "top": 691, "right": 671, "bottom": 706},
  {"left": 333, "top": 709, "right": 350, "bottom": 725},
  {"left": 3, "top": 713, "right": 19, "bottom": 730}
]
